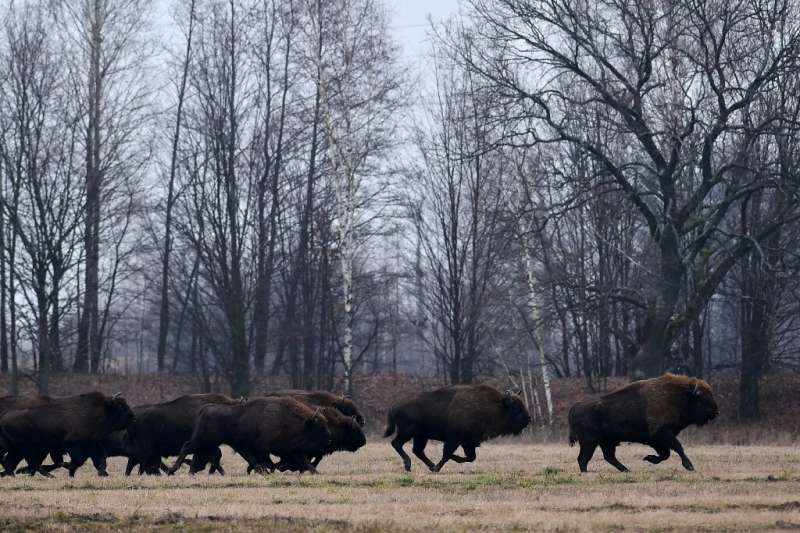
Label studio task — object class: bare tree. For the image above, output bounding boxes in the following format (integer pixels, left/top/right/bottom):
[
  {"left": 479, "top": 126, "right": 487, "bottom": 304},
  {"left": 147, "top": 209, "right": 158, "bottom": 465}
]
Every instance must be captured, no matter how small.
[
  {"left": 156, "top": 0, "right": 197, "bottom": 373},
  {"left": 52, "top": 0, "right": 154, "bottom": 374},
  {"left": 304, "top": 0, "right": 403, "bottom": 392},
  {"left": 466, "top": 0, "right": 800, "bottom": 377},
  {"left": 409, "top": 27, "right": 511, "bottom": 384}
]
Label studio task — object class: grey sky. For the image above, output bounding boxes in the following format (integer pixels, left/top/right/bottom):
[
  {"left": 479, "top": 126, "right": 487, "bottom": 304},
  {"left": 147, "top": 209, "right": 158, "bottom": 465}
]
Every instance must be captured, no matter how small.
[{"left": 387, "top": 0, "right": 461, "bottom": 62}]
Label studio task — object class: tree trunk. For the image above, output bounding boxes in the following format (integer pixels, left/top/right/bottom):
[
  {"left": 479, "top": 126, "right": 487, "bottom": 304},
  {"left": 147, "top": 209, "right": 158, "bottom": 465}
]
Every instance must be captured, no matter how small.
[
  {"left": 75, "top": 0, "right": 103, "bottom": 374},
  {"left": 157, "top": 0, "right": 196, "bottom": 373},
  {"left": 37, "top": 289, "right": 50, "bottom": 394},
  {"left": 630, "top": 225, "right": 685, "bottom": 378}
]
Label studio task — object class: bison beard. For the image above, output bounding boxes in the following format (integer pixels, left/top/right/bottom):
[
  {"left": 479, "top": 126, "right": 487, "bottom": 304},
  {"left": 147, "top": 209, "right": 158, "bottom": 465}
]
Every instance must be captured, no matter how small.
[
  {"left": 384, "top": 385, "right": 531, "bottom": 472},
  {"left": 568, "top": 373, "right": 719, "bottom": 473},
  {"left": 167, "top": 397, "right": 331, "bottom": 475}
]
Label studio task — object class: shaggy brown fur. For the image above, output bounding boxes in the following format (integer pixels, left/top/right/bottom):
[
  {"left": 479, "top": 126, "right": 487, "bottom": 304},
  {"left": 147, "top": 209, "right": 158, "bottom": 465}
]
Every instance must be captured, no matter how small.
[
  {"left": 568, "top": 373, "right": 719, "bottom": 473},
  {"left": 127, "top": 394, "right": 243, "bottom": 475},
  {"left": 264, "top": 389, "right": 366, "bottom": 427},
  {"left": 384, "top": 384, "right": 531, "bottom": 472},
  {"left": 168, "top": 397, "right": 331, "bottom": 475},
  {"left": 0, "top": 392, "right": 134, "bottom": 476},
  {"left": 274, "top": 406, "right": 367, "bottom": 473}
]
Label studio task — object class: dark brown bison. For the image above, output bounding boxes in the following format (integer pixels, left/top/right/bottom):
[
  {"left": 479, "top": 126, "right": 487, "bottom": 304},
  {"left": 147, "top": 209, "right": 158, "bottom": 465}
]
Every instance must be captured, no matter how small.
[
  {"left": 273, "top": 406, "right": 366, "bottom": 473},
  {"left": 384, "top": 384, "right": 531, "bottom": 472},
  {"left": 126, "top": 394, "right": 241, "bottom": 475},
  {"left": 0, "top": 392, "right": 135, "bottom": 476},
  {"left": 263, "top": 389, "right": 366, "bottom": 427},
  {"left": 568, "top": 373, "right": 719, "bottom": 472},
  {"left": 168, "top": 397, "right": 331, "bottom": 475}
]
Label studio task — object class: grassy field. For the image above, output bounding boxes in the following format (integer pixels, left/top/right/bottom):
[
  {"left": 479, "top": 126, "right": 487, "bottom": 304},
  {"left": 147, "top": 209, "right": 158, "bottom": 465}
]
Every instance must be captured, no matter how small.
[{"left": 0, "top": 441, "right": 798, "bottom": 531}]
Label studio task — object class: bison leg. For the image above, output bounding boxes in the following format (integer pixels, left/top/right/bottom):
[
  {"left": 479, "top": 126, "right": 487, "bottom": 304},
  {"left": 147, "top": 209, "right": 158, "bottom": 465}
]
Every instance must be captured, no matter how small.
[
  {"left": 208, "top": 448, "right": 224, "bottom": 475},
  {"left": 125, "top": 457, "right": 137, "bottom": 476},
  {"left": 411, "top": 437, "right": 436, "bottom": 471},
  {"left": 600, "top": 444, "right": 628, "bottom": 472},
  {"left": 432, "top": 441, "right": 459, "bottom": 472},
  {"left": 390, "top": 431, "right": 413, "bottom": 472},
  {"left": 66, "top": 454, "right": 89, "bottom": 477},
  {"left": 90, "top": 454, "right": 109, "bottom": 477},
  {"left": 666, "top": 436, "right": 694, "bottom": 471},
  {"left": 577, "top": 442, "right": 596, "bottom": 472},
  {"left": 450, "top": 445, "right": 477, "bottom": 464},
  {"left": 25, "top": 450, "right": 50, "bottom": 477},
  {"left": 643, "top": 446, "right": 670, "bottom": 465},
  {"left": 1, "top": 451, "right": 23, "bottom": 477},
  {"left": 168, "top": 443, "right": 194, "bottom": 475}
]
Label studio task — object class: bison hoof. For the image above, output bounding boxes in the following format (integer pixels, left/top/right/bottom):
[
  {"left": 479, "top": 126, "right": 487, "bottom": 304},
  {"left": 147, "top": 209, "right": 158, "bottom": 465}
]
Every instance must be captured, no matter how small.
[
  {"left": 682, "top": 460, "right": 695, "bottom": 471},
  {"left": 643, "top": 455, "right": 660, "bottom": 464},
  {"left": 97, "top": 470, "right": 109, "bottom": 477},
  {"left": 402, "top": 460, "right": 411, "bottom": 472}
]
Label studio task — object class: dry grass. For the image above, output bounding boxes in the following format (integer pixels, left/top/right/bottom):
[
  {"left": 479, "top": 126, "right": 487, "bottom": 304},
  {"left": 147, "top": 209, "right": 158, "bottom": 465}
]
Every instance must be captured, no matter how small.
[{"left": 0, "top": 441, "right": 799, "bottom": 531}]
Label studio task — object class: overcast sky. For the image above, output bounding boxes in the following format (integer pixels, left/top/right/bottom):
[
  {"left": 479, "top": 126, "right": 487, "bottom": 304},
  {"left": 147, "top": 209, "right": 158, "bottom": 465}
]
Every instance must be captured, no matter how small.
[{"left": 387, "top": 0, "right": 461, "bottom": 62}]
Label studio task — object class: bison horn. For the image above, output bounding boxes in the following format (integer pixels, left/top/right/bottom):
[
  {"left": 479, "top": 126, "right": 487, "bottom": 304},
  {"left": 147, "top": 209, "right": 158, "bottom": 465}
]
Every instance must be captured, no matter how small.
[
  {"left": 692, "top": 382, "right": 701, "bottom": 396},
  {"left": 112, "top": 392, "right": 122, "bottom": 400}
]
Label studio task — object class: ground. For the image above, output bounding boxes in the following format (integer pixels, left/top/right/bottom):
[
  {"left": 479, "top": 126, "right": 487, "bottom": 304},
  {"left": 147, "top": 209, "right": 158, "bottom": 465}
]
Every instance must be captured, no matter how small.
[{"left": 0, "top": 442, "right": 798, "bottom": 532}]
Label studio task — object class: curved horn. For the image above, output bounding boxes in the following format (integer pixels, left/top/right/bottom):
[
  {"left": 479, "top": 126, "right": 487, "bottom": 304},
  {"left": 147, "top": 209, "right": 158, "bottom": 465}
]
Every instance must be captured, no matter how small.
[
  {"left": 112, "top": 392, "right": 122, "bottom": 400},
  {"left": 692, "top": 382, "right": 701, "bottom": 396}
]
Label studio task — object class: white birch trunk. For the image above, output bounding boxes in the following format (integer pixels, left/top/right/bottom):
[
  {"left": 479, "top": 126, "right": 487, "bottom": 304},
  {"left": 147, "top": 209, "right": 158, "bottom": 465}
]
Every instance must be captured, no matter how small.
[{"left": 522, "top": 229, "right": 554, "bottom": 425}]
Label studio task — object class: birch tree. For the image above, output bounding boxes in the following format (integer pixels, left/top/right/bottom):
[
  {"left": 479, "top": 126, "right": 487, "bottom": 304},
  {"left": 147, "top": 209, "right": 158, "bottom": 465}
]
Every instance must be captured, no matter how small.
[{"left": 306, "top": 0, "right": 402, "bottom": 393}]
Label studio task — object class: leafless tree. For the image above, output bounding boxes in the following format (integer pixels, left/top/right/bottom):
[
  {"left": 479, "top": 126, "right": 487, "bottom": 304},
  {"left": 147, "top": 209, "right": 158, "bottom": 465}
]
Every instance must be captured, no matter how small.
[{"left": 465, "top": 0, "right": 800, "bottom": 377}]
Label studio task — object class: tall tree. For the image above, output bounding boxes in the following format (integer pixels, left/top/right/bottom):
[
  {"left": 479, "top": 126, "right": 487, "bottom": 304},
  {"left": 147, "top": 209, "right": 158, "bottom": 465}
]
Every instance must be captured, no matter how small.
[
  {"left": 466, "top": 0, "right": 800, "bottom": 377},
  {"left": 57, "top": 0, "right": 153, "bottom": 373}
]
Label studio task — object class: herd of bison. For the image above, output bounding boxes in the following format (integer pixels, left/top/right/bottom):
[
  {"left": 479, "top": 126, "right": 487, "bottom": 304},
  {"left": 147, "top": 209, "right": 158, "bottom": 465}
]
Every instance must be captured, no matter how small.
[{"left": 0, "top": 373, "right": 719, "bottom": 478}]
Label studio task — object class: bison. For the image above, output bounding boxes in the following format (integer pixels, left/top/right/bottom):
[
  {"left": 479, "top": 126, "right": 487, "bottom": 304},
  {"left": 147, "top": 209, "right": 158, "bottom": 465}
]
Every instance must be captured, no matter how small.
[
  {"left": 273, "top": 405, "right": 366, "bottom": 473},
  {"left": 0, "top": 392, "right": 135, "bottom": 476},
  {"left": 384, "top": 384, "right": 531, "bottom": 472},
  {"left": 125, "top": 394, "right": 241, "bottom": 475},
  {"left": 168, "top": 397, "right": 331, "bottom": 475},
  {"left": 568, "top": 373, "right": 719, "bottom": 473},
  {"left": 263, "top": 389, "right": 366, "bottom": 427}
]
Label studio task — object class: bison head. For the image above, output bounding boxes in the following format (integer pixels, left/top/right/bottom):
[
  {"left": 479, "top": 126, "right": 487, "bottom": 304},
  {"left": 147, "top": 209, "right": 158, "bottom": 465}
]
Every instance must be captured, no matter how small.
[
  {"left": 105, "top": 393, "right": 135, "bottom": 431},
  {"left": 686, "top": 379, "right": 718, "bottom": 426},
  {"left": 502, "top": 390, "right": 532, "bottom": 435},
  {"left": 338, "top": 416, "right": 367, "bottom": 452},
  {"left": 305, "top": 409, "right": 332, "bottom": 454},
  {"left": 335, "top": 395, "right": 366, "bottom": 427}
]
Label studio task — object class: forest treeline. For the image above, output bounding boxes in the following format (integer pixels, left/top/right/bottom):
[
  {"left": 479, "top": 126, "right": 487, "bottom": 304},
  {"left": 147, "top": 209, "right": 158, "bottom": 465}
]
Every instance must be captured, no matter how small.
[{"left": 0, "top": 0, "right": 798, "bottom": 422}]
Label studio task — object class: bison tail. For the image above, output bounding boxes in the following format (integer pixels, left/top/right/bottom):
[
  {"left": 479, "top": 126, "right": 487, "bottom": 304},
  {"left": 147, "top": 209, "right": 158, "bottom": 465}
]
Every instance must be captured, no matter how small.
[{"left": 383, "top": 410, "right": 396, "bottom": 438}]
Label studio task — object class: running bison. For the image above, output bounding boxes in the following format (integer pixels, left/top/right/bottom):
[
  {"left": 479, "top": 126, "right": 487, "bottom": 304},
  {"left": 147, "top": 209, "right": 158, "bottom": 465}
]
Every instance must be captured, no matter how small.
[
  {"left": 126, "top": 394, "right": 241, "bottom": 475},
  {"left": 384, "top": 384, "right": 531, "bottom": 472},
  {"left": 168, "top": 397, "right": 331, "bottom": 475},
  {"left": 0, "top": 392, "right": 135, "bottom": 476},
  {"left": 274, "top": 405, "right": 366, "bottom": 473},
  {"left": 263, "top": 389, "right": 366, "bottom": 427},
  {"left": 568, "top": 373, "right": 719, "bottom": 472}
]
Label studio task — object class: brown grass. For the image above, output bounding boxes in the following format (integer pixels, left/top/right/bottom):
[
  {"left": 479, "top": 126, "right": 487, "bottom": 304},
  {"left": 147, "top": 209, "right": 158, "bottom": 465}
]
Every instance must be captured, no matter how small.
[{"left": 0, "top": 442, "right": 798, "bottom": 531}]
